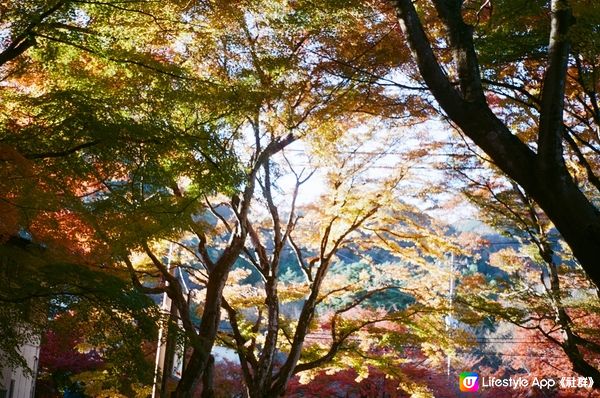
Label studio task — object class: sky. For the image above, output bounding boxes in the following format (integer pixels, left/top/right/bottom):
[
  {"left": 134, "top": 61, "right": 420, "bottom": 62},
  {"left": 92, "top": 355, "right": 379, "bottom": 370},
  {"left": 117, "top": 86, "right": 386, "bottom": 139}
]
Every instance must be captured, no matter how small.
[{"left": 267, "top": 119, "right": 482, "bottom": 229}]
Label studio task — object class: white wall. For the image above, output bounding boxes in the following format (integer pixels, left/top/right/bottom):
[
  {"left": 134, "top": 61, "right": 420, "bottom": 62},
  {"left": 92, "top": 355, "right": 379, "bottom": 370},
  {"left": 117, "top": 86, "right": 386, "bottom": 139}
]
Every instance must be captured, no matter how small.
[{"left": 0, "top": 342, "right": 40, "bottom": 398}]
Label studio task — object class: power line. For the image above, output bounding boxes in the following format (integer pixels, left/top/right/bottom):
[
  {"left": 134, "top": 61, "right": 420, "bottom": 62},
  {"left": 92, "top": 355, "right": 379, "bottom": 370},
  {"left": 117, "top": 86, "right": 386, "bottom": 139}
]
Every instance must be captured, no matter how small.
[
  {"left": 284, "top": 148, "right": 478, "bottom": 157},
  {"left": 285, "top": 163, "right": 487, "bottom": 170}
]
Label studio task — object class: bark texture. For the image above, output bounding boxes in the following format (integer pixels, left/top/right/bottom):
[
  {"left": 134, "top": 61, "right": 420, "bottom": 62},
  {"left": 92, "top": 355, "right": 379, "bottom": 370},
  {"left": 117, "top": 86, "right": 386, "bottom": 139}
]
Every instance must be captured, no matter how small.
[{"left": 393, "top": 0, "right": 600, "bottom": 288}]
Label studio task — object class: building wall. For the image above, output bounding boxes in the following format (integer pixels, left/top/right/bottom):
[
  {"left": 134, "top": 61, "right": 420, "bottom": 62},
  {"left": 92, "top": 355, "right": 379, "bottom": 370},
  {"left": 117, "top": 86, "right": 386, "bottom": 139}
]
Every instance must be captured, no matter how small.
[{"left": 0, "top": 342, "right": 40, "bottom": 398}]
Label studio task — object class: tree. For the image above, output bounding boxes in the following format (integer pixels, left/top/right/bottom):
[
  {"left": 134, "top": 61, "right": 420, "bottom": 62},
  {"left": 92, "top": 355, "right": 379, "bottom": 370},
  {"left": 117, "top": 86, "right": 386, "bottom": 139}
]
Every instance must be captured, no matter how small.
[
  {"left": 36, "top": 313, "right": 104, "bottom": 397},
  {"left": 213, "top": 146, "right": 401, "bottom": 397},
  {"left": 1, "top": 0, "right": 242, "bottom": 374},
  {"left": 36, "top": 308, "right": 158, "bottom": 398},
  {"left": 182, "top": 120, "right": 476, "bottom": 398},
  {"left": 453, "top": 161, "right": 600, "bottom": 385},
  {"left": 1, "top": 1, "right": 386, "bottom": 393},
  {"left": 7, "top": 1, "right": 600, "bottom": 395},
  {"left": 115, "top": 2, "right": 423, "bottom": 395},
  {"left": 126, "top": 134, "right": 295, "bottom": 398},
  {"left": 40, "top": 308, "right": 157, "bottom": 397},
  {"left": 388, "top": 0, "right": 600, "bottom": 287},
  {"left": 0, "top": 1, "right": 68, "bottom": 67},
  {"left": 0, "top": 235, "right": 160, "bottom": 396}
]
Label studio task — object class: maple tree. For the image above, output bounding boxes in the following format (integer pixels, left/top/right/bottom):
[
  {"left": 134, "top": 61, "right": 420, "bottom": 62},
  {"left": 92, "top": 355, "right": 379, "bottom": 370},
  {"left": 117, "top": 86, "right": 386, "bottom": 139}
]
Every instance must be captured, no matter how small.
[
  {"left": 212, "top": 146, "right": 404, "bottom": 397},
  {"left": 0, "top": 234, "right": 160, "bottom": 380},
  {"left": 36, "top": 314, "right": 104, "bottom": 397},
  {"left": 180, "top": 124, "right": 475, "bottom": 397},
  {"left": 1, "top": 0, "right": 241, "bottom": 374},
  {"left": 129, "top": 111, "right": 461, "bottom": 397},
  {"left": 384, "top": 0, "right": 600, "bottom": 287},
  {"left": 2, "top": 1, "right": 600, "bottom": 397},
  {"left": 110, "top": 2, "right": 438, "bottom": 395},
  {"left": 36, "top": 308, "right": 157, "bottom": 398},
  {"left": 450, "top": 157, "right": 600, "bottom": 386},
  {"left": 117, "top": 5, "right": 366, "bottom": 395}
]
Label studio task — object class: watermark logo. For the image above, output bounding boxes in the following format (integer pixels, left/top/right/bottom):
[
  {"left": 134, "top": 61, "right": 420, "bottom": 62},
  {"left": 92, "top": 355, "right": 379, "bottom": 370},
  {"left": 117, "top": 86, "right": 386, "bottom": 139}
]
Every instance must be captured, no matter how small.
[{"left": 460, "top": 372, "right": 479, "bottom": 392}]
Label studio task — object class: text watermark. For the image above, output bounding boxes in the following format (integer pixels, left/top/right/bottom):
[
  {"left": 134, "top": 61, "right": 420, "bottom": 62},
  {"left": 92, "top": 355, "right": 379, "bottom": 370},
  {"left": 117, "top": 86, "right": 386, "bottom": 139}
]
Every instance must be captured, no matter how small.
[{"left": 459, "top": 372, "right": 594, "bottom": 392}]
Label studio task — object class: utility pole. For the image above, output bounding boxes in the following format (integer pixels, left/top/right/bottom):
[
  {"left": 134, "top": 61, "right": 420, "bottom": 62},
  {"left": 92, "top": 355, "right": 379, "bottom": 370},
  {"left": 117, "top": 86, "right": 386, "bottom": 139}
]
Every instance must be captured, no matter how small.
[
  {"left": 152, "top": 244, "right": 176, "bottom": 398},
  {"left": 446, "top": 252, "right": 455, "bottom": 378},
  {"left": 151, "top": 244, "right": 189, "bottom": 398}
]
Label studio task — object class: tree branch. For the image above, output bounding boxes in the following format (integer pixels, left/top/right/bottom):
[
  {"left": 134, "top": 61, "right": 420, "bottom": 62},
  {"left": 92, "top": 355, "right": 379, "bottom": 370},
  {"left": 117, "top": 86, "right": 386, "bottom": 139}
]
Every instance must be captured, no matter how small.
[
  {"left": 537, "top": 0, "right": 573, "bottom": 172},
  {"left": 0, "top": 1, "right": 68, "bottom": 66}
]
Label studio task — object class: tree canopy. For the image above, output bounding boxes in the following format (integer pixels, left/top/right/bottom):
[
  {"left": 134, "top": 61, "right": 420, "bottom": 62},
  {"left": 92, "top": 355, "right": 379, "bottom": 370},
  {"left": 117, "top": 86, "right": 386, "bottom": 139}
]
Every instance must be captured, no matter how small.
[{"left": 1, "top": 1, "right": 600, "bottom": 397}]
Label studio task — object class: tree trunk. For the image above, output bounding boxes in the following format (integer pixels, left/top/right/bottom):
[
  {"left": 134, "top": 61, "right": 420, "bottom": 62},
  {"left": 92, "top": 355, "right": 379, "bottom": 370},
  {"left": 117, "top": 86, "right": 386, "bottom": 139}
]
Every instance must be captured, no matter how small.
[
  {"left": 269, "top": 269, "right": 328, "bottom": 396},
  {"left": 201, "top": 355, "right": 215, "bottom": 398},
  {"left": 172, "top": 265, "right": 230, "bottom": 397},
  {"left": 529, "top": 172, "right": 600, "bottom": 288},
  {"left": 172, "top": 134, "right": 296, "bottom": 397},
  {"left": 542, "top": 244, "right": 600, "bottom": 386},
  {"left": 393, "top": 0, "right": 600, "bottom": 289},
  {"left": 249, "top": 275, "right": 280, "bottom": 396}
]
